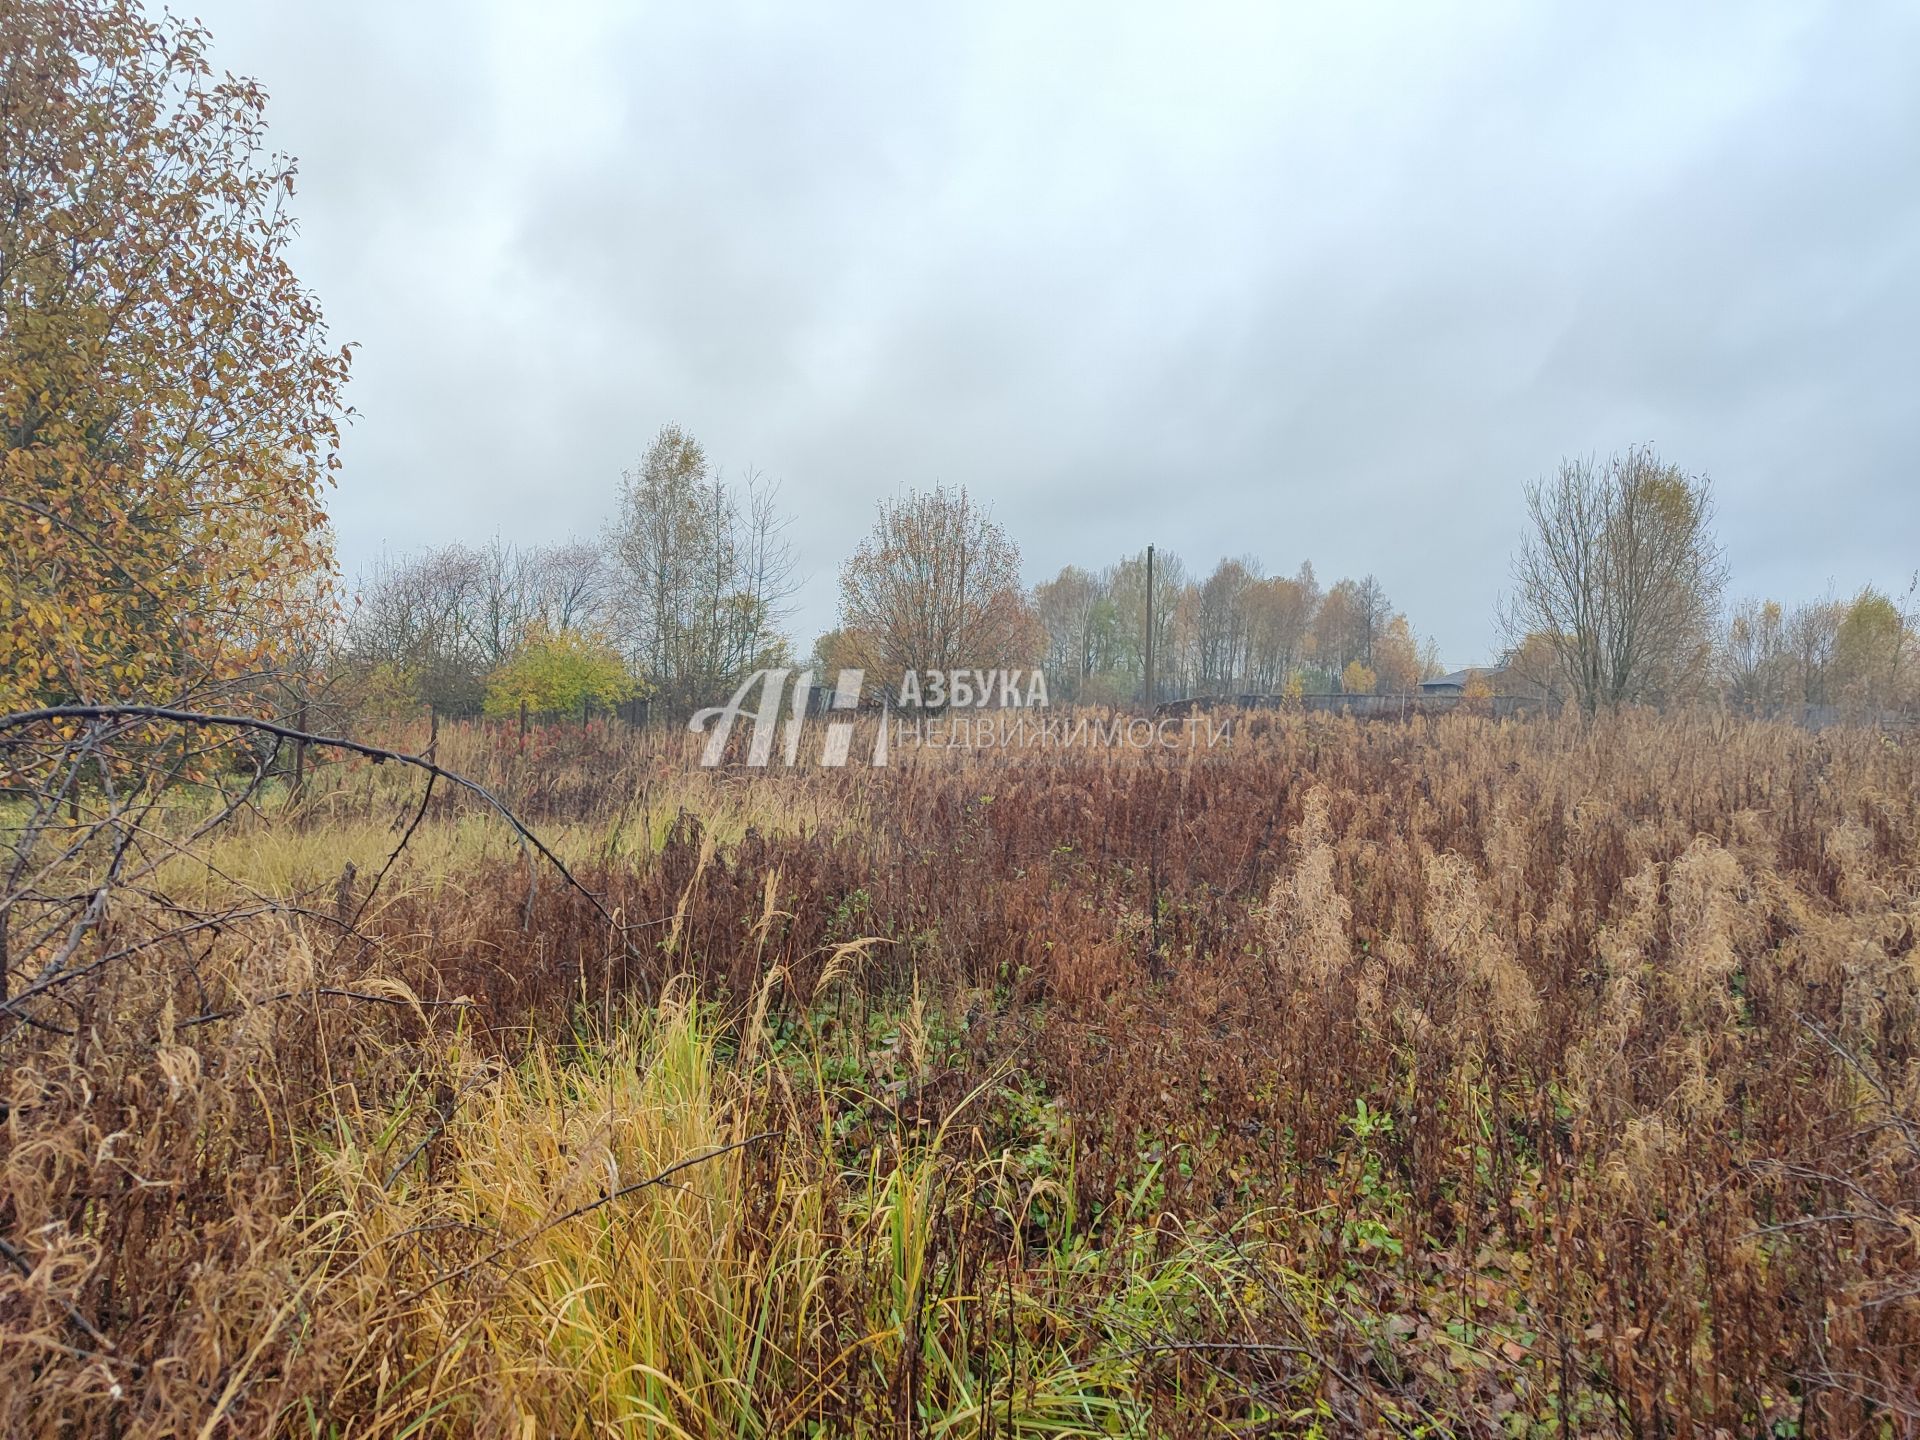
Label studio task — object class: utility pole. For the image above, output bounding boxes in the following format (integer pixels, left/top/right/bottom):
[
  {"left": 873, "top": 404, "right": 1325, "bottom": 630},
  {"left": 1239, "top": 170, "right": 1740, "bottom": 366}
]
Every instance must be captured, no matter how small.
[{"left": 1143, "top": 543, "right": 1156, "bottom": 713}]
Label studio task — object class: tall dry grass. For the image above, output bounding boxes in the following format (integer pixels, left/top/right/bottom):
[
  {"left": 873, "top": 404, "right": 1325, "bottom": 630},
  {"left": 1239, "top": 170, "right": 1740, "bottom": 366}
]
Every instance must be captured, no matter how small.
[{"left": 3, "top": 708, "right": 1917, "bottom": 1434}]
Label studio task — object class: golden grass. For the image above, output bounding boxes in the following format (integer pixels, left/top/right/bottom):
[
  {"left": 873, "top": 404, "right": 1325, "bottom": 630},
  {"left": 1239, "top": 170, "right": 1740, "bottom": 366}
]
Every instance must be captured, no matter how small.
[
  {"left": 6, "top": 708, "right": 1917, "bottom": 1436},
  {"left": 287, "top": 981, "right": 1219, "bottom": 1437}
]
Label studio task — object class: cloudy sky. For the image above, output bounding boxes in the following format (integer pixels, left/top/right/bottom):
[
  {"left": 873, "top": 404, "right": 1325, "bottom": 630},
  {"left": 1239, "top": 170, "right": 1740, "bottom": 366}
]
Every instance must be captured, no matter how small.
[{"left": 192, "top": 0, "right": 1917, "bottom": 664}]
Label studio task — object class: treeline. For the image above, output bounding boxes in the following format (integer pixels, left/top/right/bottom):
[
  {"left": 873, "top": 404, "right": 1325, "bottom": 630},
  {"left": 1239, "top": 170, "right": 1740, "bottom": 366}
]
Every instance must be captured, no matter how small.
[
  {"left": 1501, "top": 449, "right": 1917, "bottom": 716},
  {"left": 334, "top": 426, "right": 795, "bottom": 720},
  {"left": 1721, "top": 591, "right": 1914, "bottom": 712},
  {"left": 1031, "top": 558, "right": 1436, "bottom": 704},
  {"left": 11, "top": 0, "right": 1915, "bottom": 747},
  {"left": 1498, "top": 588, "right": 1918, "bottom": 716},
  {"left": 329, "top": 430, "right": 1918, "bottom": 725},
  {"left": 335, "top": 465, "right": 1447, "bottom": 722},
  {"left": 806, "top": 487, "right": 1440, "bottom": 705}
]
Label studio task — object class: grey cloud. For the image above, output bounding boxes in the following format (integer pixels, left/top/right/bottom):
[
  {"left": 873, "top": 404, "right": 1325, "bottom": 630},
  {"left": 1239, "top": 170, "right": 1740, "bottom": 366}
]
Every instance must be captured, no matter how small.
[{"left": 193, "top": 0, "right": 1919, "bottom": 664}]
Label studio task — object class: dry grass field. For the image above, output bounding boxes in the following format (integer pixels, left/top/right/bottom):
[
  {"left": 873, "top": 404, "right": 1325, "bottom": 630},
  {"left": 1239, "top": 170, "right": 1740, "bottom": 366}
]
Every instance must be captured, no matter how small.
[{"left": 3, "top": 709, "right": 1917, "bottom": 1436}]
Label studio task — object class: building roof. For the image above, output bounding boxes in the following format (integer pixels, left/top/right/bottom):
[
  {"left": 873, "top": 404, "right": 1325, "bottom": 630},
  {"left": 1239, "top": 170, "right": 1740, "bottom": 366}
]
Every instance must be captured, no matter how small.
[{"left": 1422, "top": 665, "right": 1507, "bottom": 691}]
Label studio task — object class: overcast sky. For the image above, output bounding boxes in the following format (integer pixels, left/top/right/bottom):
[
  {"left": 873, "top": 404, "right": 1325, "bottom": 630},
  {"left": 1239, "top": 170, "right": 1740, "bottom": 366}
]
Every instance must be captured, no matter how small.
[{"left": 191, "top": 0, "right": 1917, "bottom": 664}]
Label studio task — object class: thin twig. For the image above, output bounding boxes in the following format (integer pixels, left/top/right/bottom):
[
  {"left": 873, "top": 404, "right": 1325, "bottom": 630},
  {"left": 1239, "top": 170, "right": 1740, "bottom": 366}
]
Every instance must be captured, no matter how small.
[
  {"left": 382, "top": 1069, "right": 504, "bottom": 1191},
  {"left": 335, "top": 768, "right": 436, "bottom": 955},
  {"left": 176, "top": 987, "right": 479, "bottom": 1030},
  {"left": 398, "top": 1130, "right": 781, "bottom": 1305},
  {"left": 0, "top": 704, "right": 615, "bottom": 931}
]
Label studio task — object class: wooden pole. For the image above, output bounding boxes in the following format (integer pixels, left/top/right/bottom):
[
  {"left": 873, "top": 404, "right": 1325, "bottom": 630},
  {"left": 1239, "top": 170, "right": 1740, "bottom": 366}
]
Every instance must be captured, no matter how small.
[
  {"left": 519, "top": 697, "right": 528, "bottom": 752},
  {"left": 292, "top": 697, "right": 307, "bottom": 798}
]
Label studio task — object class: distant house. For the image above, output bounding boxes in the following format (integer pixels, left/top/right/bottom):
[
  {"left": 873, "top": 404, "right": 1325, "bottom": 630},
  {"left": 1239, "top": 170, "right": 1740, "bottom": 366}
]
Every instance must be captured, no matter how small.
[{"left": 1421, "top": 665, "right": 1506, "bottom": 696}]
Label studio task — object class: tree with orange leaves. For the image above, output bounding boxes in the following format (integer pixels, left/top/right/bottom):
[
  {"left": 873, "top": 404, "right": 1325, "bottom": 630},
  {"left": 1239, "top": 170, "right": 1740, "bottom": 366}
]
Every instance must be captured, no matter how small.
[
  {"left": 1, "top": 0, "right": 352, "bottom": 713},
  {"left": 836, "top": 484, "right": 1041, "bottom": 698}
]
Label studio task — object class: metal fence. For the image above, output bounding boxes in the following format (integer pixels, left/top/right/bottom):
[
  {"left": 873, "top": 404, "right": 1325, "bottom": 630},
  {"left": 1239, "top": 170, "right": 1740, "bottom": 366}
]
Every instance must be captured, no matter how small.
[
  {"left": 1157, "top": 692, "right": 1546, "bottom": 721},
  {"left": 1156, "top": 693, "right": 1915, "bottom": 729}
]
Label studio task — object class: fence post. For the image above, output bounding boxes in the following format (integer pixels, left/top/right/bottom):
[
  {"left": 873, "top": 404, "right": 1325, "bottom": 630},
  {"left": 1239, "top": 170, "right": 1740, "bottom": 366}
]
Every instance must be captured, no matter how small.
[
  {"left": 427, "top": 703, "right": 438, "bottom": 760},
  {"left": 293, "top": 697, "right": 308, "bottom": 797}
]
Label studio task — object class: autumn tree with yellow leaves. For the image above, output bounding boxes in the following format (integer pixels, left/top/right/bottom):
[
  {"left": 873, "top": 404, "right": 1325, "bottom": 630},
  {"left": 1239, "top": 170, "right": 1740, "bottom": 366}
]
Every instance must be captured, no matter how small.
[{"left": 1, "top": 0, "right": 352, "bottom": 713}]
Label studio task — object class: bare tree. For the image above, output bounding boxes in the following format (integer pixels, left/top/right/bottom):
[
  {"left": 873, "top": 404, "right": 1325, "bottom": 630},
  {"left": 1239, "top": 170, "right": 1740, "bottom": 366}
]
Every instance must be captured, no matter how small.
[
  {"left": 1104, "top": 548, "right": 1188, "bottom": 703},
  {"left": 1192, "top": 558, "right": 1259, "bottom": 693},
  {"left": 1784, "top": 598, "right": 1845, "bottom": 706},
  {"left": 459, "top": 539, "right": 607, "bottom": 668},
  {"left": 837, "top": 485, "right": 1040, "bottom": 696},
  {"left": 1351, "top": 574, "right": 1392, "bottom": 668},
  {"left": 1723, "top": 598, "right": 1790, "bottom": 707},
  {"left": 1503, "top": 447, "right": 1726, "bottom": 715},
  {"left": 338, "top": 539, "right": 616, "bottom": 717},
  {"left": 342, "top": 546, "right": 489, "bottom": 713},
  {"left": 1313, "top": 579, "right": 1361, "bottom": 677},
  {"left": 1033, "top": 566, "right": 1104, "bottom": 700},
  {"left": 531, "top": 540, "right": 612, "bottom": 635}
]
